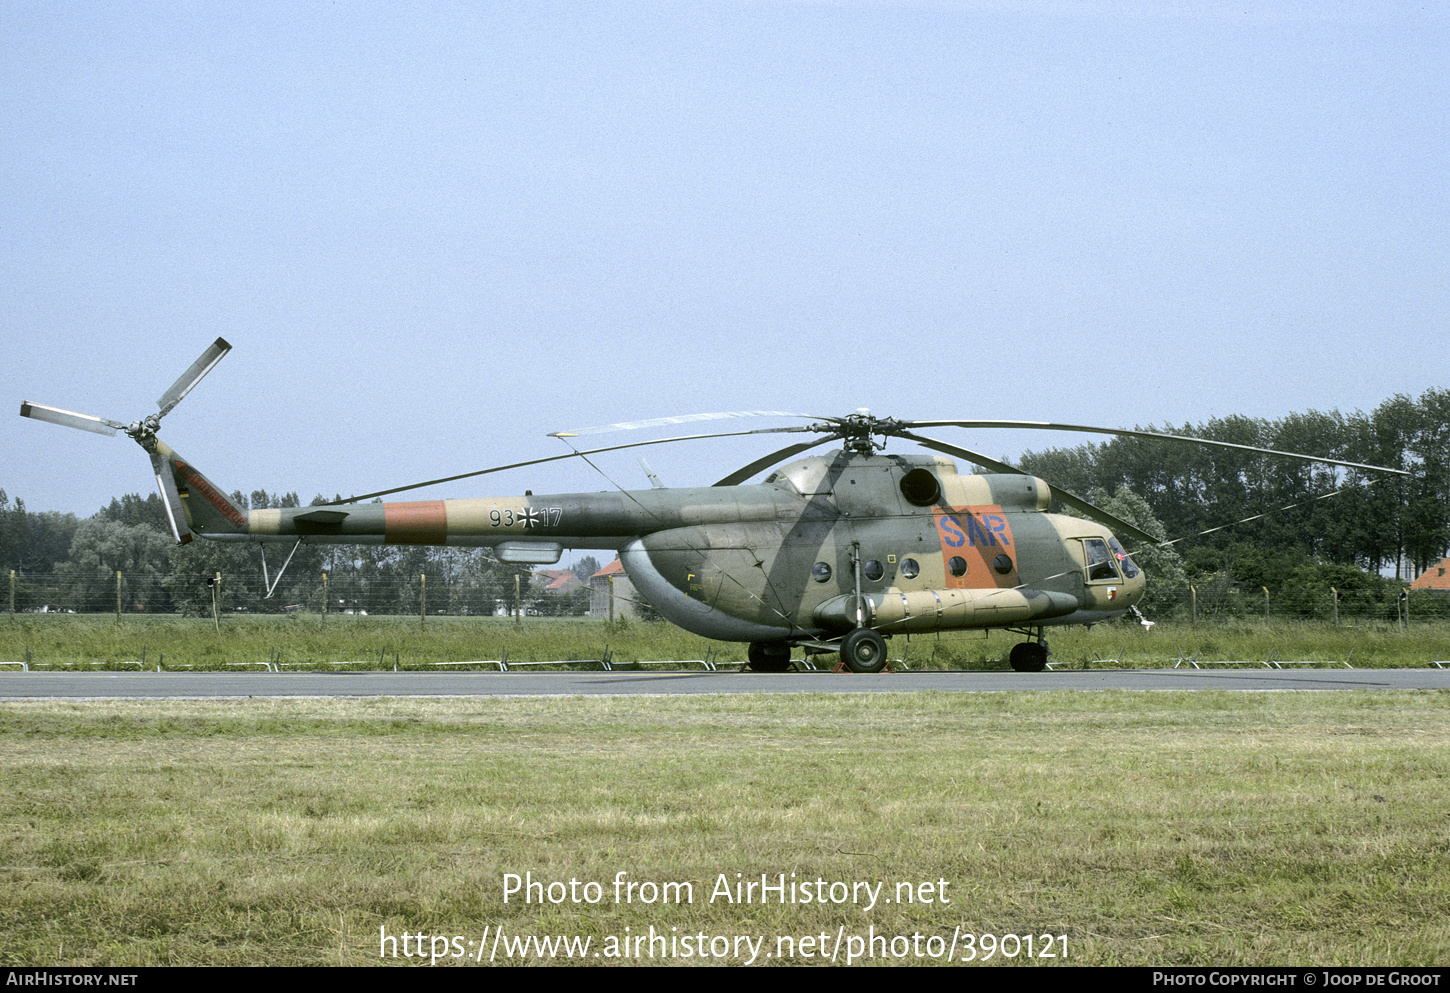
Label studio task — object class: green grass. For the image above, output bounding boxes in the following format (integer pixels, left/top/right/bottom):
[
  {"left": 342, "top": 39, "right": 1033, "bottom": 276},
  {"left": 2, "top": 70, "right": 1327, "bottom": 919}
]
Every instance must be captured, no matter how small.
[
  {"left": 2, "top": 692, "right": 1449, "bottom": 966},
  {"left": 3, "top": 612, "right": 1448, "bottom": 670}
]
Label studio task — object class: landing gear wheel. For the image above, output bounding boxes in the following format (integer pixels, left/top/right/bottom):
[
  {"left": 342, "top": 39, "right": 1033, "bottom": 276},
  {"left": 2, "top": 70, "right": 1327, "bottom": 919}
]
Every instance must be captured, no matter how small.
[
  {"left": 1009, "top": 642, "right": 1049, "bottom": 672},
  {"left": 747, "top": 642, "right": 792, "bottom": 673},
  {"left": 840, "top": 628, "right": 888, "bottom": 673}
]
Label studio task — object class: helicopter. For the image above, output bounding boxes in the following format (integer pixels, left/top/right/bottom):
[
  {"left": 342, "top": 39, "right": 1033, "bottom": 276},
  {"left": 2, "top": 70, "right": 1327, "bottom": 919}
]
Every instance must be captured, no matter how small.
[{"left": 20, "top": 338, "right": 1412, "bottom": 673}]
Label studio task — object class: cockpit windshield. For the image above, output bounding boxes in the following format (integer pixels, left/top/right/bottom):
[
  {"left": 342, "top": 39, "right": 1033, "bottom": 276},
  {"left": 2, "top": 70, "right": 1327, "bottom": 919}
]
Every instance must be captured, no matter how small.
[
  {"left": 1107, "top": 537, "right": 1140, "bottom": 579},
  {"left": 1083, "top": 538, "right": 1119, "bottom": 581}
]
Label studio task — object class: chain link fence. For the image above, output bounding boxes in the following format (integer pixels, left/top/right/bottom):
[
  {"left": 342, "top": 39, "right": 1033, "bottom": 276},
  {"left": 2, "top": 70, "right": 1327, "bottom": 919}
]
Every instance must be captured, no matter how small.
[
  {"left": 1138, "top": 582, "right": 1448, "bottom": 625},
  {"left": 6, "top": 569, "right": 579, "bottom": 619},
  {"left": 7, "top": 570, "right": 1448, "bottom": 627}
]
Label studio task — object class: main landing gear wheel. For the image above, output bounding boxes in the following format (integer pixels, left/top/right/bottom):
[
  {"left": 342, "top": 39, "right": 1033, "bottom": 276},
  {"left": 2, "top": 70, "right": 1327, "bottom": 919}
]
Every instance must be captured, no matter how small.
[
  {"left": 747, "top": 641, "right": 793, "bottom": 673},
  {"left": 840, "top": 628, "right": 888, "bottom": 673},
  {"left": 1009, "top": 642, "right": 1049, "bottom": 672}
]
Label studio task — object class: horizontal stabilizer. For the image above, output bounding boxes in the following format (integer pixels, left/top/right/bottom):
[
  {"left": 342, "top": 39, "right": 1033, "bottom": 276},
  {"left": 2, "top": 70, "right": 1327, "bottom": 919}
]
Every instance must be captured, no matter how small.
[{"left": 295, "top": 510, "right": 350, "bottom": 525}]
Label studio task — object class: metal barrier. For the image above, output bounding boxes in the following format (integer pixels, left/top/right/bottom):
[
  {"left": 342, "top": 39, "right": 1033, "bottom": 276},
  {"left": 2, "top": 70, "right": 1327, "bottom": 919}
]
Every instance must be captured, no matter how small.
[
  {"left": 1050, "top": 645, "right": 1126, "bottom": 670},
  {"left": 1174, "top": 646, "right": 1273, "bottom": 668},
  {"left": 1173, "top": 646, "right": 1355, "bottom": 669}
]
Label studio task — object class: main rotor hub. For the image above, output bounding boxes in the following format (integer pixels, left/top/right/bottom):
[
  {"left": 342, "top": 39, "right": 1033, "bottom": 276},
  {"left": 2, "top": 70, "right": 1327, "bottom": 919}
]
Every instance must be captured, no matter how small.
[{"left": 837, "top": 410, "right": 901, "bottom": 454}]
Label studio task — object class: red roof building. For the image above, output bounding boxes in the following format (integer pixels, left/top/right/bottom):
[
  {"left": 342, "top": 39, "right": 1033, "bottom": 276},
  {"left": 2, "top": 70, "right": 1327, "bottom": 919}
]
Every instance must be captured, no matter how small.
[
  {"left": 1410, "top": 558, "right": 1450, "bottom": 592},
  {"left": 532, "top": 569, "right": 581, "bottom": 592},
  {"left": 589, "top": 558, "right": 638, "bottom": 619}
]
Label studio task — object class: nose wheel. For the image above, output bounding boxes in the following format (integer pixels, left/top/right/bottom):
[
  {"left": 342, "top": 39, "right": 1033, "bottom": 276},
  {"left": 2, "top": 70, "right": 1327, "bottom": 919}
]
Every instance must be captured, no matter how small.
[{"left": 840, "top": 628, "right": 888, "bottom": 673}]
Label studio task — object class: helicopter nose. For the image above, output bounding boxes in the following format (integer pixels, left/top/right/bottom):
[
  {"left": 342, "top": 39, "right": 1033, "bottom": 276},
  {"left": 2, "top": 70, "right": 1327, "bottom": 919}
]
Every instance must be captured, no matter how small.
[{"left": 1124, "top": 564, "right": 1147, "bottom": 604}]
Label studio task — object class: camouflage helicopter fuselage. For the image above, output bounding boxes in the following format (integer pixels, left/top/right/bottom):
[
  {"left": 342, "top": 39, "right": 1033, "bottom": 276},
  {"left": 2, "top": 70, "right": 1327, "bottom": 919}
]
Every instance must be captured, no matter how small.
[
  {"left": 24, "top": 338, "right": 1413, "bottom": 673},
  {"left": 176, "top": 441, "right": 1145, "bottom": 646}
]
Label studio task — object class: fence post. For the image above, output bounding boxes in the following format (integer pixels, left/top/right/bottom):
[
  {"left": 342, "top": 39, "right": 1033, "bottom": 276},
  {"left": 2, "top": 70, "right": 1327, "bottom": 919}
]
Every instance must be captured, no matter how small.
[
  {"left": 420, "top": 574, "right": 426, "bottom": 628},
  {"left": 212, "top": 572, "right": 222, "bottom": 634},
  {"left": 1262, "top": 586, "right": 1270, "bottom": 624},
  {"left": 9, "top": 570, "right": 14, "bottom": 616},
  {"left": 116, "top": 570, "right": 122, "bottom": 622},
  {"left": 1331, "top": 586, "right": 1339, "bottom": 627},
  {"left": 1190, "top": 585, "right": 1197, "bottom": 626},
  {"left": 322, "top": 572, "right": 328, "bottom": 625}
]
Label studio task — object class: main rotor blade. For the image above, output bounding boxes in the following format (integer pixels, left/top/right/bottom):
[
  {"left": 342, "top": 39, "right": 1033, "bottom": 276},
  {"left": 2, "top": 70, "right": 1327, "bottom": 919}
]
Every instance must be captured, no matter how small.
[
  {"left": 156, "top": 337, "right": 232, "bottom": 418},
  {"left": 713, "top": 435, "right": 837, "bottom": 487},
  {"left": 899, "top": 429, "right": 1164, "bottom": 546},
  {"left": 148, "top": 450, "right": 193, "bottom": 544},
  {"left": 551, "top": 410, "right": 823, "bottom": 438},
  {"left": 19, "top": 402, "right": 125, "bottom": 436},
  {"left": 327, "top": 426, "right": 821, "bottom": 504},
  {"left": 903, "top": 419, "right": 1412, "bottom": 477}
]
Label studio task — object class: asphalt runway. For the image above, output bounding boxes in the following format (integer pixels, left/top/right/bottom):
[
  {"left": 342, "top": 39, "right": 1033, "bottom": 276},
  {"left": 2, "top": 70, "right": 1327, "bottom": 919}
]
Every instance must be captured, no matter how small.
[{"left": 1, "top": 667, "right": 1445, "bottom": 699}]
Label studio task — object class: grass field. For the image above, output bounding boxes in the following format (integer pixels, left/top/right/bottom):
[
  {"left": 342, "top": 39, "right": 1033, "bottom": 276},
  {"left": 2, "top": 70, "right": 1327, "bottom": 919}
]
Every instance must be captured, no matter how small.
[
  {"left": 2, "top": 690, "right": 1449, "bottom": 967},
  {"left": 4, "top": 612, "right": 1449, "bottom": 670},
  {"left": 3, "top": 615, "right": 1448, "bottom": 967}
]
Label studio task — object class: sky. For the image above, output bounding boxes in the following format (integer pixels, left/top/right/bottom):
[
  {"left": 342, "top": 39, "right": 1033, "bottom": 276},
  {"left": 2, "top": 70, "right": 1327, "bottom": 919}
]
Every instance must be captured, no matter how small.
[{"left": 4, "top": 1, "right": 1447, "bottom": 520}]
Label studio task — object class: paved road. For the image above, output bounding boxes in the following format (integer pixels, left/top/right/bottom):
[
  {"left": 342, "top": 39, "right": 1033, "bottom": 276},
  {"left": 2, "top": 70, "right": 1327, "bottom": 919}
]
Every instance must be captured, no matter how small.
[{"left": 1, "top": 667, "right": 1445, "bottom": 699}]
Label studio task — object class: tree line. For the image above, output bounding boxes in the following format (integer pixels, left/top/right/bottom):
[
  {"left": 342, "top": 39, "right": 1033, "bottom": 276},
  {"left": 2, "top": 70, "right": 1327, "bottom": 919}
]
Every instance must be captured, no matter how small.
[
  {"left": 1013, "top": 389, "right": 1449, "bottom": 618},
  {"left": 0, "top": 489, "right": 602, "bottom": 617}
]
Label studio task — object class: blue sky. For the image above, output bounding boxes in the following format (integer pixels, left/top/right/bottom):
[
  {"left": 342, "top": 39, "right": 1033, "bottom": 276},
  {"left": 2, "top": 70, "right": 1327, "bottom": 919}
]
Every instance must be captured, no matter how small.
[{"left": 5, "top": 1, "right": 1447, "bottom": 518}]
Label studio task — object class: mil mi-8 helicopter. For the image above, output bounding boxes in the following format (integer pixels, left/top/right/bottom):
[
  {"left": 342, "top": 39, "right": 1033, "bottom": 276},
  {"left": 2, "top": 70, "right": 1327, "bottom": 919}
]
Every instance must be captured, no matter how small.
[{"left": 21, "top": 339, "right": 1411, "bottom": 673}]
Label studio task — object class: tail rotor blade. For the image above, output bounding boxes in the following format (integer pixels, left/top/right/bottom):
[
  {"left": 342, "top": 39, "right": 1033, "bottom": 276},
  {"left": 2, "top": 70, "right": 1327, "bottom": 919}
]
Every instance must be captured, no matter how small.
[
  {"left": 19, "top": 402, "right": 125, "bottom": 436},
  {"left": 148, "top": 450, "right": 192, "bottom": 544},
  {"left": 157, "top": 337, "right": 232, "bottom": 418}
]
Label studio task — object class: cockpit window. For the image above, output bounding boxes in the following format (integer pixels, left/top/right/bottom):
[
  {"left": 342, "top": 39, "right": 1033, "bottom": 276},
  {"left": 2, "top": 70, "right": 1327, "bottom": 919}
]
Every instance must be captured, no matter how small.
[
  {"left": 1108, "top": 538, "right": 1140, "bottom": 579},
  {"left": 1083, "top": 539, "right": 1120, "bottom": 582}
]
